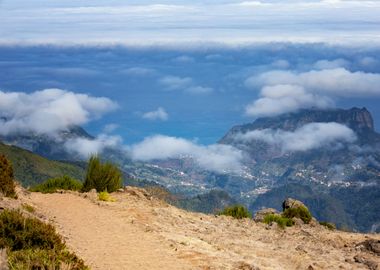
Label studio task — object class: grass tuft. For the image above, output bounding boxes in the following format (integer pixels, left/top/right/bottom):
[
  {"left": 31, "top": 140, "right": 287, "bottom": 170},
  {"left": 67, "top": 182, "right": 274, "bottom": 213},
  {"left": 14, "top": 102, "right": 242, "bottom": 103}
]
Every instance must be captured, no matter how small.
[{"left": 98, "top": 191, "right": 116, "bottom": 202}]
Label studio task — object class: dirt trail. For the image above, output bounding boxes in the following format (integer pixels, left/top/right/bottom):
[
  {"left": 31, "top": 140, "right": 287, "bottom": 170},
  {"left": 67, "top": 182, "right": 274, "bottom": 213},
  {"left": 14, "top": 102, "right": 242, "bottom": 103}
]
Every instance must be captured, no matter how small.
[
  {"left": 23, "top": 188, "right": 380, "bottom": 270},
  {"left": 29, "top": 192, "right": 193, "bottom": 270}
]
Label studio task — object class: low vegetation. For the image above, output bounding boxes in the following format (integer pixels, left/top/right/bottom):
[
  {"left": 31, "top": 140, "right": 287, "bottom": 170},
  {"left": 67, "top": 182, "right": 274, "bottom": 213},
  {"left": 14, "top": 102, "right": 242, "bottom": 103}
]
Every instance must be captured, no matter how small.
[
  {"left": 82, "top": 155, "right": 122, "bottom": 193},
  {"left": 30, "top": 175, "right": 83, "bottom": 193},
  {"left": 21, "top": 204, "right": 35, "bottom": 213},
  {"left": 263, "top": 214, "right": 294, "bottom": 228},
  {"left": 0, "top": 154, "right": 17, "bottom": 198},
  {"left": 319, "top": 221, "right": 336, "bottom": 230},
  {"left": 283, "top": 206, "right": 312, "bottom": 224},
  {"left": 219, "top": 205, "right": 251, "bottom": 219},
  {"left": 98, "top": 191, "right": 116, "bottom": 202},
  {"left": 0, "top": 142, "right": 85, "bottom": 187},
  {"left": 0, "top": 209, "right": 88, "bottom": 269}
]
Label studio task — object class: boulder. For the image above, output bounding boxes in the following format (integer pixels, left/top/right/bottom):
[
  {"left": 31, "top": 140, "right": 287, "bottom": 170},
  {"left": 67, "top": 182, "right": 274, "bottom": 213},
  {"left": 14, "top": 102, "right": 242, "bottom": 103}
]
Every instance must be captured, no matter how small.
[
  {"left": 282, "top": 198, "right": 308, "bottom": 211},
  {"left": 253, "top": 208, "right": 279, "bottom": 222},
  {"left": 356, "top": 239, "right": 380, "bottom": 256}
]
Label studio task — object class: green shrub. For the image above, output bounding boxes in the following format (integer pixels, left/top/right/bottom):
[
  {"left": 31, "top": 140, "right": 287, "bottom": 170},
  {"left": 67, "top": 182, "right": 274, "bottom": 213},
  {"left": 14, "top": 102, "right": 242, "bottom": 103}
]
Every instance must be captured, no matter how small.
[
  {"left": 0, "top": 210, "right": 88, "bottom": 269},
  {"left": 21, "top": 204, "right": 35, "bottom": 213},
  {"left": 30, "top": 175, "right": 82, "bottom": 193},
  {"left": 218, "top": 205, "right": 251, "bottom": 219},
  {"left": 0, "top": 209, "right": 64, "bottom": 251},
  {"left": 98, "top": 191, "right": 116, "bottom": 202},
  {"left": 82, "top": 155, "right": 122, "bottom": 193},
  {"left": 8, "top": 248, "right": 88, "bottom": 270},
  {"left": 263, "top": 214, "right": 294, "bottom": 228},
  {"left": 283, "top": 206, "right": 312, "bottom": 224},
  {"left": 0, "top": 154, "right": 16, "bottom": 198},
  {"left": 319, "top": 221, "right": 336, "bottom": 230}
]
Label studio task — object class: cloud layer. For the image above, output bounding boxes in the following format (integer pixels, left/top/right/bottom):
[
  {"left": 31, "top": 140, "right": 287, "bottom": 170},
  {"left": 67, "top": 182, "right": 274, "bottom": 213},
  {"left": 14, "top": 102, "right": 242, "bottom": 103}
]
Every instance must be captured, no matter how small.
[
  {"left": 245, "top": 68, "right": 380, "bottom": 117},
  {"left": 235, "top": 122, "right": 357, "bottom": 152},
  {"left": 131, "top": 135, "right": 244, "bottom": 173},
  {"left": 0, "top": 88, "right": 117, "bottom": 135},
  {"left": 245, "top": 84, "right": 333, "bottom": 117},
  {"left": 248, "top": 68, "right": 380, "bottom": 97},
  {"left": 1, "top": 0, "right": 380, "bottom": 45}
]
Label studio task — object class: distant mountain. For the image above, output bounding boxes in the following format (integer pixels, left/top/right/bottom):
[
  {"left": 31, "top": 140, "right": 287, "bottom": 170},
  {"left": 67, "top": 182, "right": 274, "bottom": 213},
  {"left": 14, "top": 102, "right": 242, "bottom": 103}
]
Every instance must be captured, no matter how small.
[
  {"left": 0, "top": 126, "right": 93, "bottom": 160},
  {"left": 0, "top": 142, "right": 85, "bottom": 187},
  {"left": 220, "top": 107, "right": 380, "bottom": 232}
]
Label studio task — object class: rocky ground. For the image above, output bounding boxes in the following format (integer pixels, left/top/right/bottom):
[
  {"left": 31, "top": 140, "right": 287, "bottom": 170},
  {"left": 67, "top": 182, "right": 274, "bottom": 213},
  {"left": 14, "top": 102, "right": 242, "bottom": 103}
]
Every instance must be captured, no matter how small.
[{"left": 1, "top": 186, "right": 380, "bottom": 270}]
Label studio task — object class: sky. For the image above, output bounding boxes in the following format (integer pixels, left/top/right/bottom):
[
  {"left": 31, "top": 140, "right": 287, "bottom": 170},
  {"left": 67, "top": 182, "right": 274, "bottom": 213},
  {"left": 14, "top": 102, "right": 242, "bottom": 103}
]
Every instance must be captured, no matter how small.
[{"left": 1, "top": 0, "right": 380, "bottom": 171}]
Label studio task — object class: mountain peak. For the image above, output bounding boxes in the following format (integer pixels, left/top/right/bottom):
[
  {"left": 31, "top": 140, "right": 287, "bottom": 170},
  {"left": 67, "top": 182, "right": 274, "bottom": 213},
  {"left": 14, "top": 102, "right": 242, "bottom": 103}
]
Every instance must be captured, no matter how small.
[{"left": 222, "top": 107, "right": 375, "bottom": 141}]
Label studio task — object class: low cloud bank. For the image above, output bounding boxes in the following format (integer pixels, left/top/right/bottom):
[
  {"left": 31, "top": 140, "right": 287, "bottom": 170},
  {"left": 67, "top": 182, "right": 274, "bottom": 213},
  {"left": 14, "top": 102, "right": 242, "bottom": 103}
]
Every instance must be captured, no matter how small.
[
  {"left": 0, "top": 88, "right": 117, "bottom": 136},
  {"left": 245, "top": 68, "right": 380, "bottom": 117},
  {"left": 235, "top": 122, "right": 357, "bottom": 152},
  {"left": 131, "top": 135, "right": 244, "bottom": 173},
  {"left": 245, "top": 84, "right": 333, "bottom": 117},
  {"left": 64, "top": 134, "right": 123, "bottom": 158}
]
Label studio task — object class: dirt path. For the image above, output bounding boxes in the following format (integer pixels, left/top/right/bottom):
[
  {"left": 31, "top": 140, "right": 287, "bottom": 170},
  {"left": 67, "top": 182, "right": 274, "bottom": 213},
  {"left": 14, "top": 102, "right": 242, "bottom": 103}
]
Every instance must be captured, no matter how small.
[
  {"left": 29, "top": 192, "right": 194, "bottom": 270},
  {"left": 24, "top": 189, "right": 380, "bottom": 270}
]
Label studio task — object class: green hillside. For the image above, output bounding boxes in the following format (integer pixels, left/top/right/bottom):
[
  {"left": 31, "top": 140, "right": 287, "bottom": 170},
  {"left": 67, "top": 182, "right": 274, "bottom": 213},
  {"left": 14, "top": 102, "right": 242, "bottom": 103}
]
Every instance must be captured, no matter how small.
[{"left": 0, "top": 142, "right": 85, "bottom": 187}]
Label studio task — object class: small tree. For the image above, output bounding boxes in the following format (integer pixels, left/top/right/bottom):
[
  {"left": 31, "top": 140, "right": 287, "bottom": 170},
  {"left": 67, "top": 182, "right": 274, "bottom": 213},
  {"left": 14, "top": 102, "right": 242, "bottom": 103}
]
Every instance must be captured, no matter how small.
[
  {"left": 82, "top": 155, "right": 122, "bottom": 192},
  {"left": 0, "top": 154, "right": 16, "bottom": 198}
]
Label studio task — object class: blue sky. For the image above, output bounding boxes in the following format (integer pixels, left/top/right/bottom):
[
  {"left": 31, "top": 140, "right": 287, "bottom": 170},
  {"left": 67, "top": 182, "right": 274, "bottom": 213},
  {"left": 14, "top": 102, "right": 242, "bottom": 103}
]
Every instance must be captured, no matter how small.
[{"left": 1, "top": 1, "right": 380, "bottom": 168}]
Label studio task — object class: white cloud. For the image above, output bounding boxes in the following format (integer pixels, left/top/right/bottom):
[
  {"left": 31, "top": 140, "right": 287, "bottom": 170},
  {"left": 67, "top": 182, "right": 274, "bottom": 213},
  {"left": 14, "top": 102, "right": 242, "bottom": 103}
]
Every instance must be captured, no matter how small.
[
  {"left": 235, "top": 122, "right": 357, "bottom": 152},
  {"left": 173, "top": 55, "right": 195, "bottom": 63},
  {"left": 142, "top": 107, "right": 169, "bottom": 121},
  {"left": 103, "top": 123, "right": 119, "bottom": 133},
  {"left": 122, "top": 67, "right": 155, "bottom": 76},
  {"left": 247, "top": 68, "right": 380, "bottom": 97},
  {"left": 159, "top": 76, "right": 193, "bottom": 90},
  {"left": 245, "top": 84, "right": 333, "bottom": 117},
  {"left": 64, "top": 134, "right": 123, "bottom": 158},
  {"left": 185, "top": 86, "right": 214, "bottom": 95},
  {"left": 0, "top": 88, "right": 118, "bottom": 136},
  {"left": 131, "top": 135, "right": 244, "bottom": 173},
  {"left": 313, "top": 59, "right": 349, "bottom": 70}
]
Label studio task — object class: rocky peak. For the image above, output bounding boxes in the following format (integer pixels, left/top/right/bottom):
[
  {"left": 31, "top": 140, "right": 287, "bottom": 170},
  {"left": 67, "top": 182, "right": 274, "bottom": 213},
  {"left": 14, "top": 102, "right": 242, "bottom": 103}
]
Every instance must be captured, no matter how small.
[{"left": 220, "top": 107, "right": 376, "bottom": 144}]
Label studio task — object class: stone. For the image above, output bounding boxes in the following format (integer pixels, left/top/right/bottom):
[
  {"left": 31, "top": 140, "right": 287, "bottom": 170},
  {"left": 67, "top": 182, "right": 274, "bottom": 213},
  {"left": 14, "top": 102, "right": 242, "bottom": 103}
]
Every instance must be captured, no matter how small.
[
  {"left": 253, "top": 208, "right": 279, "bottom": 222},
  {"left": 282, "top": 198, "right": 307, "bottom": 211},
  {"left": 354, "top": 255, "right": 378, "bottom": 270},
  {"left": 356, "top": 239, "right": 380, "bottom": 256}
]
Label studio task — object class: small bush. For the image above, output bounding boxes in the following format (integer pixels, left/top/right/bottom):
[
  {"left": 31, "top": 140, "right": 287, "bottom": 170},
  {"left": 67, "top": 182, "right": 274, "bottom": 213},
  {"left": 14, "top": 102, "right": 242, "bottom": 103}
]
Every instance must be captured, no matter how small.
[
  {"left": 82, "top": 155, "right": 122, "bottom": 193},
  {"left": 98, "top": 191, "right": 116, "bottom": 202},
  {"left": 263, "top": 214, "right": 294, "bottom": 228},
  {"left": 0, "top": 209, "right": 64, "bottom": 251},
  {"left": 0, "top": 210, "right": 88, "bottom": 269},
  {"left": 283, "top": 206, "right": 312, "bottom": 224},
  {"left": 30, "top": 175, "right": 82, "bottom": 193},
  {"left": 218, "top": 205, "right": 251, "bottom": 219},
  {"left": 0, "top": 154, "right": 16, "bottom": 198},
  {"left": 21, "top": 204, "right": 35, "bottom": 213},
  {"left": 319, "top": 221, "right": 336, "bottom": 230}
]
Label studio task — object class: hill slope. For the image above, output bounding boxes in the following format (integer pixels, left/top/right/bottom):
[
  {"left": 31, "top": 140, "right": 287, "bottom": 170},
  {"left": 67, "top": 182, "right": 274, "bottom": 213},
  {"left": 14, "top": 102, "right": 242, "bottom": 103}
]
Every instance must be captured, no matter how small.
[{"left": 0, "top": 142, "right": 85, "bottom": 186}]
